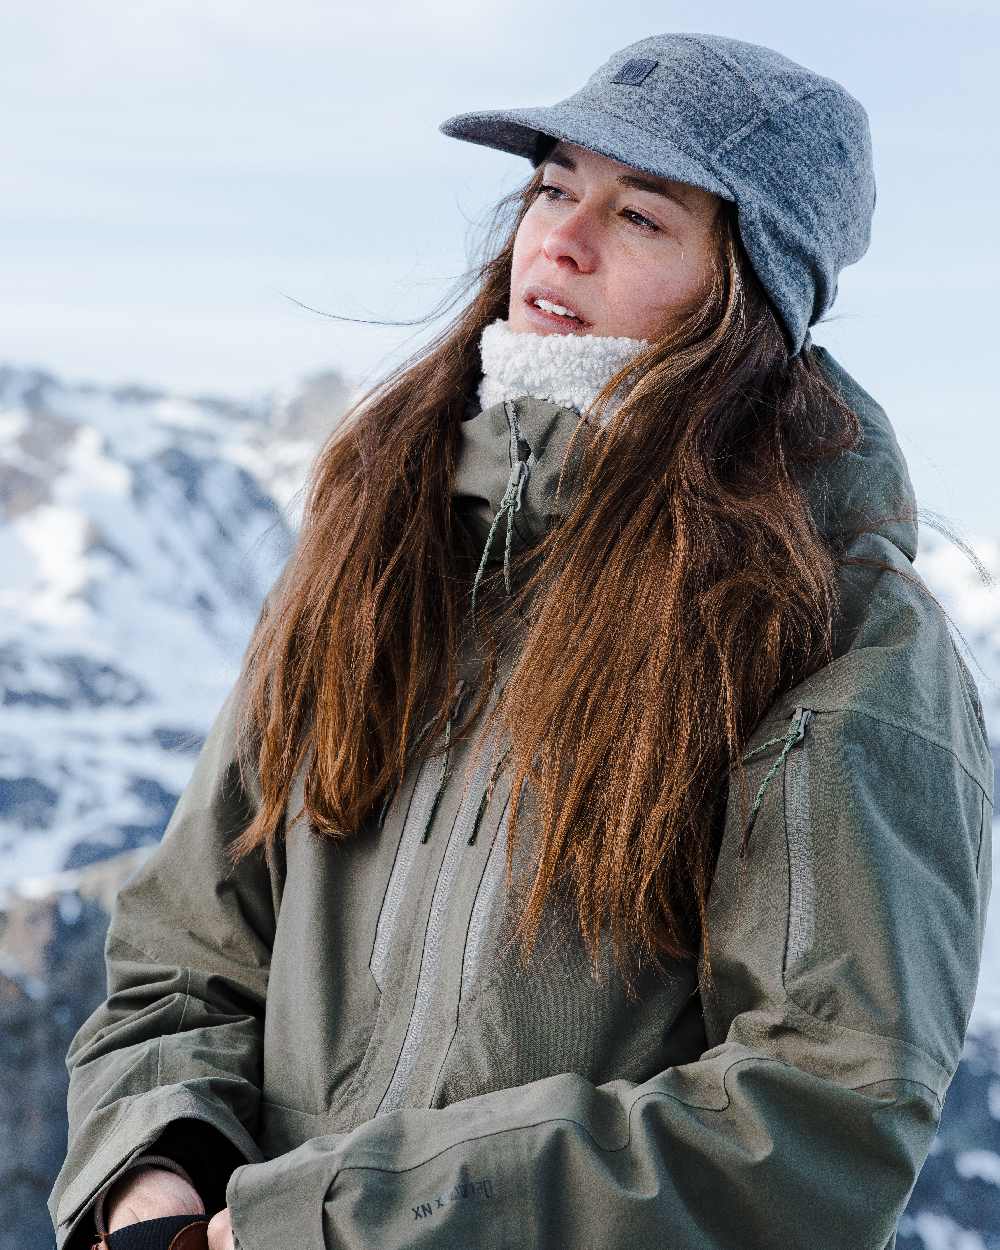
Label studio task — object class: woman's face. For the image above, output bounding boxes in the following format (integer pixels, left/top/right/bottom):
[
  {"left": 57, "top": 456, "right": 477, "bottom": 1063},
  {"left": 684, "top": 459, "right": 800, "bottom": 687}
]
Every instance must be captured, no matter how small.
[{"left": 508, "top": 140, "right": 723, "bottom": 340}]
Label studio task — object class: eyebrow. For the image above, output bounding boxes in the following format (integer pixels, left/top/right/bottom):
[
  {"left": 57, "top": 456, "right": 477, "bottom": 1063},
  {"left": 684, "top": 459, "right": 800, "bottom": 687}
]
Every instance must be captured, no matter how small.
[{"left": 543, "top": 148, "right": 693, "bottom": 215}]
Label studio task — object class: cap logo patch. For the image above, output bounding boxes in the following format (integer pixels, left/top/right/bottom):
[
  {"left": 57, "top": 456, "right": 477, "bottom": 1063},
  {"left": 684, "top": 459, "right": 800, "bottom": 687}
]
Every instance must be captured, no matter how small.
[{"left": 611, "top": 58, "right": 658, "bottom": 86}]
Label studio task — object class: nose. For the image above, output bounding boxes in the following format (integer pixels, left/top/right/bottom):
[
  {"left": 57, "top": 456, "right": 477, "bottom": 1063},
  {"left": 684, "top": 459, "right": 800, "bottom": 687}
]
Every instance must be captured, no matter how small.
[{"left": 540, "top": 203, "right": 598, "bottom": 272}]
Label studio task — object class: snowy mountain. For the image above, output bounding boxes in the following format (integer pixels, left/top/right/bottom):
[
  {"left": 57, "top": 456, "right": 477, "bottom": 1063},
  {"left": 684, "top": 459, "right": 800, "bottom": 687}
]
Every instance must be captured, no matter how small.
[
  {"left": 0, "top": 363, "right": 351, "bottom": 890},
  {"left": 0, "top": 362, "right": 997, "bottom": 1247},
  {"left": 906, "top": 534, "right": 1000, "bottom": 1250},
  {"left": 917, "top": 528, "right": 1000, "bottom": 747},
  {"left": 915, "top": 529, "right": 1000, "bottom": 1041}
]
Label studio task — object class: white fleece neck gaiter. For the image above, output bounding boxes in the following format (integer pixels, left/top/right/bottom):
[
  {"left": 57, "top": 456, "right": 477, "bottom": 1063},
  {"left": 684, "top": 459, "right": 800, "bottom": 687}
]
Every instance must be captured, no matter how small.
[{"left": 475, "top": 317, "right": 652, "bottom": 427}]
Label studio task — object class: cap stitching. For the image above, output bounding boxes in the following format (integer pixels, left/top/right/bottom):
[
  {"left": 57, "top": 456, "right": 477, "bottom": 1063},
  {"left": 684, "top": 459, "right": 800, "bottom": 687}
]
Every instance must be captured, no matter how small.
[
  {"left": 693, "top": 35, "right": 820, "bottom": 113},
  {"left": 711, "top": 85, "right": 852, "bottom": 161}
]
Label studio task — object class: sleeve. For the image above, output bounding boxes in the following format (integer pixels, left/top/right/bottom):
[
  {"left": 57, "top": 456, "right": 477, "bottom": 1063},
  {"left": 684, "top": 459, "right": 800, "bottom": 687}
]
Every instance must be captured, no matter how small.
[
  {"left": 223, "top": 703, "right": 993, "bottom": 1250},
  {"left": 47, "top": 676, "right": 278, "bottom": 1250}
]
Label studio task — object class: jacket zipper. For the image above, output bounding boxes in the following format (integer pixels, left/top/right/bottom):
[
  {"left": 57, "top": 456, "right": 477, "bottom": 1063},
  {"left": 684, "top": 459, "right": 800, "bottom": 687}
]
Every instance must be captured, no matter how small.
[
  {"left": 783, "top": 707, "right": 816, "bottom": 971},
  {"left": 460, "top": 793, "right": 512, "bottom": 1004},
  {"left": 370, "top": 756, "right": 442, "bottom": 992},
  {"left": 375, "top": 743, "right": 498, "bottom": 1115}
]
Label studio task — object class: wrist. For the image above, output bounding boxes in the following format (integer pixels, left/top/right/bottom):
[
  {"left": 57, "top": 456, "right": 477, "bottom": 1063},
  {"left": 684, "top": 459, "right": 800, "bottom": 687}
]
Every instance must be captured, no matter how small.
[{"left": 92, "top": 1154, "right": 197, "bottom": 1238}]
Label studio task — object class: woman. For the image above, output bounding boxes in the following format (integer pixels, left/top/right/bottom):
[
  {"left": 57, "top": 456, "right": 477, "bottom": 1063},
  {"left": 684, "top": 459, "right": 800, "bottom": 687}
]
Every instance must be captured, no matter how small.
[{"left": 50, "top": 32, "right": 992, "bottom": 1250}]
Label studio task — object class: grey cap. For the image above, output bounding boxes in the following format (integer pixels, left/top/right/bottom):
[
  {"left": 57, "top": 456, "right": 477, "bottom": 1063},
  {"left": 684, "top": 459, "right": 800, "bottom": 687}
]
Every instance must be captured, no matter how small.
[{"left": 439, "top": 33, "right": 876, "bottom": 357}]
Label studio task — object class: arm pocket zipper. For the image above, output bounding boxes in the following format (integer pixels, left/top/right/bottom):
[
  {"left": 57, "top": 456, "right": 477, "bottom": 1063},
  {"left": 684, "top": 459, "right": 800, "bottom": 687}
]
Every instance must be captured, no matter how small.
[{"left": 739, "top": 706, "right": 813, "bottom": 858}]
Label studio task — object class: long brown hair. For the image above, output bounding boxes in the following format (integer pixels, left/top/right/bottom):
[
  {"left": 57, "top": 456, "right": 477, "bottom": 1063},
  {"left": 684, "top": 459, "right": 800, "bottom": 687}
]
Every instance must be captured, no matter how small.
[{"left": 229, "top": 163, "right": 861, "bottom": 988}]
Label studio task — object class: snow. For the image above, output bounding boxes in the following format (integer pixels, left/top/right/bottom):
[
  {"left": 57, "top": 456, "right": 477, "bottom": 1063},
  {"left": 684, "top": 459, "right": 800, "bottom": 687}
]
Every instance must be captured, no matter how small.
[
  {"left": 916, "top": 528, "right": 1000, "bottom": 741},
  {"left": 900, "top": 1211, "right": 988, "bottom": 1249},
  {"left": 0, "top": 363, "right": 317, "bottom": 890},
  {"left": 971, "top": 823, "right": 1000, "bottom": 1035},
  {"left": 955, "top": 1150, "right": 1000, "bottom": 1185},
  {"left": 0, "top": 406, "right": 27, "bottom": 441},
  {"left": 8, "top": 504, "right": 90, "bottom": 621},
  {"left": 0, "top": 523, "right": 36, "bottom": 592},
  {"left": 56, "top": 891, "right": 82, "bottom": 924}
]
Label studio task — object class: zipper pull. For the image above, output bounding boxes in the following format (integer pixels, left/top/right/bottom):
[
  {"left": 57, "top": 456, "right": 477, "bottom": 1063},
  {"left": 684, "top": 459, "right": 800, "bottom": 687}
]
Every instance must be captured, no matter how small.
[
  {"left": 419, "top": 680, "right": 466, "bottom": 845},
  {"left": 467, "top": 744, "right": 510, "bottom": 846},
  {"left": 738, "top": 706, "right": 812, "bottom": 858}
]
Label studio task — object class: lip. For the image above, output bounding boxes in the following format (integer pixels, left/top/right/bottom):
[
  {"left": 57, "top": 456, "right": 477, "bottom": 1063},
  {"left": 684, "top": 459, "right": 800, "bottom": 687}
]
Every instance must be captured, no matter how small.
[{"left": 523, "top": 285, "right": 592, "bottom": 332}]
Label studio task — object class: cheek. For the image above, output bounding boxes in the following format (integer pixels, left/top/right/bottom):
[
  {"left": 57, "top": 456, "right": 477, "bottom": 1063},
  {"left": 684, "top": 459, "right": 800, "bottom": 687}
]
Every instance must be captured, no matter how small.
[
  {"left": 511, "top": 215, "right": 543, "bottom": 275},
  {"left": 508, "top": 215, "right": 550, "bottom": 316},
  {"left": 624, "top": 247, "right": 715, "bottom": 334}
]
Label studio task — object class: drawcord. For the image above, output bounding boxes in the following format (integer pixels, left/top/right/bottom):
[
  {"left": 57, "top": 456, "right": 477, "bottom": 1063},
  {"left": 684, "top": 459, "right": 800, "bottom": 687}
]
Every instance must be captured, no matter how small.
[
  {"left": 470, "top": 400, "right": 531, "bottom": 628},
  {"left": 738, "top": 706, "right": 812, "bottom": 857}
]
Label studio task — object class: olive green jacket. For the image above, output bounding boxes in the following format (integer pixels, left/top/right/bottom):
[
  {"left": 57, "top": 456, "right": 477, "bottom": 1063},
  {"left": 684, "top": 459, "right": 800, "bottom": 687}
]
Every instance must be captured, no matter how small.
[{"left": 49, "top": 347, "right": 993, "bottom": 1249}]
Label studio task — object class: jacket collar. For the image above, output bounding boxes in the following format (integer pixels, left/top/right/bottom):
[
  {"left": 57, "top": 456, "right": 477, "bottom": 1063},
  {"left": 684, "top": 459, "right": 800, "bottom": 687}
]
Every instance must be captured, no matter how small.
[
  {"left": 452, "top": 344, "right": 918, "bottom": 573},
  {"left": 475, "top": 317, "right": 652, "bottom": 422},
  {"left": 453, "top": 393, "right": 593, "bottom": 560}
]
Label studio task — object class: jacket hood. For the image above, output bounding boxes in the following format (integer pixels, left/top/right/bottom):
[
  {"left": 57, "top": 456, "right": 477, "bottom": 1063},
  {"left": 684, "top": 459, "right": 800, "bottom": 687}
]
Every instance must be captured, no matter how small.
[
  {"left": 453, "top": 343, "right": 918, "bottom": 570},
  {"left": 806, "top": 346, "right": 917, "bottom": 561}
]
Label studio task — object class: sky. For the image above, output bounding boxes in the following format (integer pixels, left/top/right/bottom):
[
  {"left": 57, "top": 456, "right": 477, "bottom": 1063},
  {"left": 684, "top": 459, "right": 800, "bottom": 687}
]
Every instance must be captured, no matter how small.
[{"left": 2, "top": 0, "right": 998, "bottom": 535}]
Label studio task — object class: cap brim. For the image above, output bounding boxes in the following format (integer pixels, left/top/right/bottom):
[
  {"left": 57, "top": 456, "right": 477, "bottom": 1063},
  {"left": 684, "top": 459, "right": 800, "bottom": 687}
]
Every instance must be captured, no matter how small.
[{"left": 439, "top": 102, "right": 734, "bottom": 203}]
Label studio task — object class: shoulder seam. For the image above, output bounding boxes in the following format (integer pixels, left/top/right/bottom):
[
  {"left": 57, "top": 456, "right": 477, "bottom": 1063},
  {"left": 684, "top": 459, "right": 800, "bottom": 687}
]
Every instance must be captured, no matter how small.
[{"left": 811, "top": 705, "right": 991, "bottom": 800}]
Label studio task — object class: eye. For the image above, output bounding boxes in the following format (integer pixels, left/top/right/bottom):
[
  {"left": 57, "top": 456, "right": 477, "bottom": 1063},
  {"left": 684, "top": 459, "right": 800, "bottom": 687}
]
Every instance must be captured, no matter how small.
[
  {"left": 621, "top": 208, "right": 660, "bottom": 233},
  {"left": 536, "top": 185, "right": 660, "bottom": 234}
]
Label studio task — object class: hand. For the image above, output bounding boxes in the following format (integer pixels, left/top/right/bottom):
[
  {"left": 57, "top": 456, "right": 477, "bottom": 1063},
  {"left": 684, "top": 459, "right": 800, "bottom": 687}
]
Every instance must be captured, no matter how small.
[
  {"left": 207, "top": 1206, "right": 234, "bottom": 1250},
  {"left": 105, "top": 1165, "right": 206, "bottom": 1231}
]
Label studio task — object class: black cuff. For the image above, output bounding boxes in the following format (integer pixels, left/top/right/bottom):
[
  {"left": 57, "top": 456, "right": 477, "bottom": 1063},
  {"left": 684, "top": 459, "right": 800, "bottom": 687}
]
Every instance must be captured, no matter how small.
[
  {"left": 106, "top": 1215, "right": 207, "bottom": 1250},
  {"left": 146, "top": 1119, "right": 247, "bottom": 1214}
]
